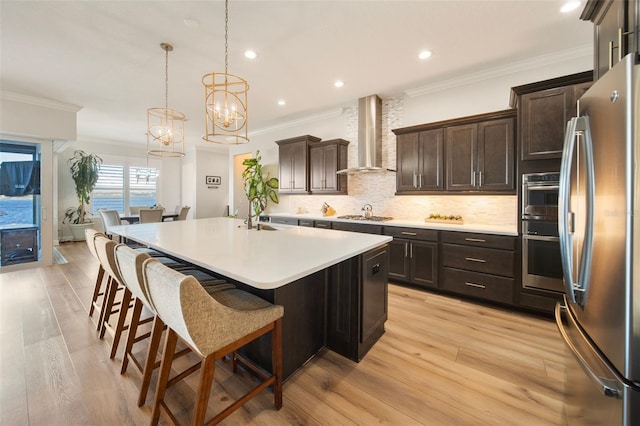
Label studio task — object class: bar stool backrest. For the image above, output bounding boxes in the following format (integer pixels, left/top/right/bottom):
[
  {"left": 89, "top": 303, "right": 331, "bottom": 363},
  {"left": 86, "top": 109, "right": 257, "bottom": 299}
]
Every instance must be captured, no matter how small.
[
  {"left": 94, "top": 235, "right": 124, "bottom": 285},
  {"left": 114, "top": 244, "right": 154, "bottom": 311},
  {"left": 85, "top": 228, "right": 106, "bottom": 261}
]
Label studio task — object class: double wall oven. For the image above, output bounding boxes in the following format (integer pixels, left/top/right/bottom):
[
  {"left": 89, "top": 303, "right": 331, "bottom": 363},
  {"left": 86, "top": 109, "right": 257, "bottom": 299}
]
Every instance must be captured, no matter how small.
[{"left": 521, "top": 172, "right": 563, "bottom": 293}]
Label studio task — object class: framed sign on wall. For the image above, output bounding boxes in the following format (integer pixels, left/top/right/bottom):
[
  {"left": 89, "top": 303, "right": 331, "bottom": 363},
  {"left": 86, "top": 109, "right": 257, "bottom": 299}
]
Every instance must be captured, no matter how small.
[{"left": 206, "top": 176, "right": 221, "bottom": 185}]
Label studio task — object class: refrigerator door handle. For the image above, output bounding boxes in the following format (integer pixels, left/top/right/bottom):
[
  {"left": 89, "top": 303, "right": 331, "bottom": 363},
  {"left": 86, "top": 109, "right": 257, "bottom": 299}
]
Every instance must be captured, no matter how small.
[
  {"left": 575, "top": 116, "right": 595, "bottom": 304},
  {"left": 555, "top": 303, "right": 622, "bottom": 398},
  {"left": 559, "top": 117, "right": 578, "bottom": 303}
]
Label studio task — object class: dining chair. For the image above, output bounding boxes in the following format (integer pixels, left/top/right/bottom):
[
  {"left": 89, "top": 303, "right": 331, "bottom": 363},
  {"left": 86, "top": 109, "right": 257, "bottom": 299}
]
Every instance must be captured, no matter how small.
[
  {"left": 143, "top": 258, "right": 284, "bottom": 425},
  {"left": 177, "top": 206, "right": 190, "bottom": 221},
  {"left": 139, "top": 208, "right": 163, "bottom": 223},
  {"left": 98, "top": 209, "right": 123, "bottom": 242},
  {"left": 129, "top": 205, "right": 145, "bottom": 215},
  {"left": 114, "top": 245, "right": 236, "bottom": 407}
]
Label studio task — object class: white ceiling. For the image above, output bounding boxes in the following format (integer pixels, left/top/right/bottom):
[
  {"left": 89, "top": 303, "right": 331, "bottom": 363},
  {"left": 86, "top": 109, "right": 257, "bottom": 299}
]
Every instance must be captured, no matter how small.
[{"left": 0, "top": 0, "right": 593, "bottom": 151}]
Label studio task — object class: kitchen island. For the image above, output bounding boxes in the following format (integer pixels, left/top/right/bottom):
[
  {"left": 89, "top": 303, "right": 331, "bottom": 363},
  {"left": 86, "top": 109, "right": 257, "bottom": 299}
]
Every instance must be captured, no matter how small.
[{"left": 110, "top": 217, "right": 392, "bottom": 379}]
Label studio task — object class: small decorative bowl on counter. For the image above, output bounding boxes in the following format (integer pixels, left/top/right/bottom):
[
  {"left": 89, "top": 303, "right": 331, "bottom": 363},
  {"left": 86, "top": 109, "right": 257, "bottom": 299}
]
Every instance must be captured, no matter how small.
[{"left": 424, "top": 214, "right": 464, "bottom": 225}]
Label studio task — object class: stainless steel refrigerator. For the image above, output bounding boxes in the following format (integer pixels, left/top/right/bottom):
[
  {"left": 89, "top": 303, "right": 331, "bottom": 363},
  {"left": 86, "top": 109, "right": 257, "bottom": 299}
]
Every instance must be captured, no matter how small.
[{"left": 557, "top": 53, "right": 640, "bottom": 425}]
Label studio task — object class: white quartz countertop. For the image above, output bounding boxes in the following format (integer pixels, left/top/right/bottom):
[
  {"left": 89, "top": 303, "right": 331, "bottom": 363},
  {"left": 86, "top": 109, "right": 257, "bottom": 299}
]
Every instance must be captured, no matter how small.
[
  {"left": 110, "top": 217, "right": 391, "bottom": 290},
  {"left": 268, "top": 213, "right": 518, "bottom": 236}
]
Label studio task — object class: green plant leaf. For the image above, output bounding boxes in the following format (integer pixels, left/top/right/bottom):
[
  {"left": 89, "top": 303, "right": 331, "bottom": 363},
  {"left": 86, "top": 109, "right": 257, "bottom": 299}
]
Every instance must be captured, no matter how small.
[{"left": 266, "top": 177, "right": 279, "bottom": 188}]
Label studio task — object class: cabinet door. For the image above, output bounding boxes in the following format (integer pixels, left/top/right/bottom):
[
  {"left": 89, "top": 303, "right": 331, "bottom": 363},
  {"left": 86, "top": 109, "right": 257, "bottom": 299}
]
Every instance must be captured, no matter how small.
[
  {"left": 388, "top": 239, "right": 410, "bottom": 281},
  {"left": 593, "top": 0, "right": 628, "bottom": 80},
  {"left": 290, "top": 141, "right": 308, "bottom": 192},
  {"left": 477, "top": 117, "right": 514, "bottom": 191},
  {"left": 410, "top": 241, "right": 438, "bottom": 288},
  {"left": 322, "top": 144, "right": 338, "bottom": 191},
  {"left": 278, "top": 144, "right": 293, "bottom": 191},
  {"left": 396, "top": 133, "right": 419, "bottom": 192},
  {"left": 520, "top": 86, "right": 573, "bottom": 160},
  {"left": 418, "top": 129, "right": 444, "bottom": 191},
  {"left": 445, "top": 124, "right": 477, "bottom": 190},
  {"left": 309, "top": 146, "right": 324, "bottom": 192},
  {"left": 361, "top": 246, "right": 388, "bottom": 347}
]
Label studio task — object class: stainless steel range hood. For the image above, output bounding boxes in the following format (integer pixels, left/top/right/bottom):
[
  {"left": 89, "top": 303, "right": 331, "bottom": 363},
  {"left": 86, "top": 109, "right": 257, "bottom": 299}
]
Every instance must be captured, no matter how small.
[{"left": 337, "top": 95, "right": 386, "bottom": 174}]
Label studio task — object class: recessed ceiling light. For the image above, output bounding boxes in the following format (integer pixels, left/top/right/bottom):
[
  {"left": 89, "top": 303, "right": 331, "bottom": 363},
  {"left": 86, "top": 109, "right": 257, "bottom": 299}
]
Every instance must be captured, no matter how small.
[
  {"left": 183, "top": 18, "right": 200, "bottom": 28},
  {"left": 277, "top": 99, "right": 286, "bottom": 106},
  {"left": 560, "top": 1, "right": 581, "bottom": 13},
  {"left": 334, "top": 80, "right": 344, "bottom": 88},
  {"left": 244, "top": 50, "right": 257, "bottom": 59},
  {"left": 418, "top": 50, "right": 432, "bottom": 60}
]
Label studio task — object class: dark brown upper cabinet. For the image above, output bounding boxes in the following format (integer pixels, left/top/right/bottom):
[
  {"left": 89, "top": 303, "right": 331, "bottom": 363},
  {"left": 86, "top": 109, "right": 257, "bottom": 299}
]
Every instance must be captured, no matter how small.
[
  {"left": 445, "top": 117, "right": 515, "bottom": 191},
  {"left": 276, "top": 135, "right": 320, "bottom": 194},
  {"left": 396, "top": 128, "right": 444, "bottom": 193},
  {"left": 581, "top": 0, "right": 639, "bottom": 81},
  {"left": 394, "top": 109, "right": 515, "bottom": 194},
  {"left": 510, "top": 72, "right": 593, "bottom": 163},
  {"left": 309, "top": 138, "right": 349, "bottom": 195}
]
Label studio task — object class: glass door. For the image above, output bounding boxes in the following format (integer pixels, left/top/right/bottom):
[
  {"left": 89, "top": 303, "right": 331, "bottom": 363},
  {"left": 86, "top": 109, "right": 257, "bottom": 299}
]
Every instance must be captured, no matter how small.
[{"left": 0, "top": 139, "right": 52, "bottom": 268}]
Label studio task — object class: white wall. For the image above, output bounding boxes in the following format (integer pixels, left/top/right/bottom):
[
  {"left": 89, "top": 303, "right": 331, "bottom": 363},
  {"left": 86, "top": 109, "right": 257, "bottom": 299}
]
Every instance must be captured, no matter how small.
[{"left": 194, "top": 148, "right": 229, "bottom": 218}]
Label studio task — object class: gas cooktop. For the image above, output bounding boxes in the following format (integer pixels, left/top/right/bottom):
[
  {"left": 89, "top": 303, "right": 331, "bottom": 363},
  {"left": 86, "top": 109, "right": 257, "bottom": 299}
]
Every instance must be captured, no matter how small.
[{"left": 337, "top": 215, "right": 394, "bottom": 222}]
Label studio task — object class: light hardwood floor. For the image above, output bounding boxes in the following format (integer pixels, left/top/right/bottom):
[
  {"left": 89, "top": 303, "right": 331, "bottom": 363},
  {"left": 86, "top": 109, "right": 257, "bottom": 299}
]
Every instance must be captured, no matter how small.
[{"left": 0, "top": 241, "right": 568, "bottom": 425}]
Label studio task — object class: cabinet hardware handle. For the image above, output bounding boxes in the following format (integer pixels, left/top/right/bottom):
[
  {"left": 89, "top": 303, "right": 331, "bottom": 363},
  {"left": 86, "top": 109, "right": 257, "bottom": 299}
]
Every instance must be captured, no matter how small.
[
  {"left": 618, "top": 27, "right": 623, "bottom": 62},
  {"left": 401, "top": 232, "right": 417, "bottom": 236},
  {"left": 478, "top": 171, "right": 483, "bottom": 187},
  {"left": 465, "top": 237, "right": 486, "bottom": 243},
  {"left": 418, "top": 174, "right": 423, "bottom": 189},
  {"left": 472, "top": 171, "right": 476, "bottom": 187},
  {"left": 465, "top": 257, "right": 486, "bottom": 263},
  {"left": 410, "top": 244, "right": 413, "bottom": 258},
  {"left": 404, "top": 242, "right": 408, "bottom": 258},
  {"left": 413, "top": 173, "right": 417, "bottom": 188},
  {"left": 465, "top": 281, "right": 486, "bottom": 289},
  {"left": 608, "top": 40, "right": 615, "bottom": 70}
]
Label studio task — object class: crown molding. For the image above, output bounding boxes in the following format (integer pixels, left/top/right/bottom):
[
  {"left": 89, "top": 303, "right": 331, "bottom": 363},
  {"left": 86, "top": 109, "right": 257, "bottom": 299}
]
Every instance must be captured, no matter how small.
[
  {"left": 1, "top": 91, "right": 83, "bottom": 112},
  {"left": 405, "top": 44, "right": 593, "bottom": 98},
  {"left": 249, "top": 108, "right": 344, "bottom": 137}
]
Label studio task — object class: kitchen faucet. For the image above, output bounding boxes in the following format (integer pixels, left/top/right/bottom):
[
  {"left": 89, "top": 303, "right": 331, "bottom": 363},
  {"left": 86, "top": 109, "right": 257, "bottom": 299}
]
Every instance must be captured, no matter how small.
[{"left": 361, "top": 204, "right": 373, "bottom": 218}]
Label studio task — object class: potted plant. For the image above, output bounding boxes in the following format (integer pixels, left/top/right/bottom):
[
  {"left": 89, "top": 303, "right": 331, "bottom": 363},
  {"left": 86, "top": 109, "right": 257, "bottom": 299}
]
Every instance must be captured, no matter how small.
[
  {"left": 63, "top": 150, "right": 102, "bottom": 240},
  {"left": 242, "top": 150, "right": 279, "bottom": 229}
]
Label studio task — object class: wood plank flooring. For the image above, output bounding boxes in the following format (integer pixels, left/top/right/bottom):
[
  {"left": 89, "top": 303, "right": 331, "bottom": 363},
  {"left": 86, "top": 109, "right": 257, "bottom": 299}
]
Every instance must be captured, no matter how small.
[{"left": 0, "top": 241, "right": 568, "bottom": 425}]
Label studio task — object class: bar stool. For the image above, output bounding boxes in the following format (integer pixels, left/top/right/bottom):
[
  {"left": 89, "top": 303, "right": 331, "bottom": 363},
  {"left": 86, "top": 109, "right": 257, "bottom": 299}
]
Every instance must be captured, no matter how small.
[
  {"left": 114, "top": 245, "right": 235, "bottom": 407},
  {"left": 143, "top": 258, "right": 284, "bottom": 425},
  {"left": 85, "top": 228, "right": 108, "bottom": 327}
]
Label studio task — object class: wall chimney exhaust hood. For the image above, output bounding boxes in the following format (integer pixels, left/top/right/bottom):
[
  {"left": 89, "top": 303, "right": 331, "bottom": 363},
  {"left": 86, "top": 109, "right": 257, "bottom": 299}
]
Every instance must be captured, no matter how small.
[{"left": 337, "top": 95, "right": 390, "bottom": 174}]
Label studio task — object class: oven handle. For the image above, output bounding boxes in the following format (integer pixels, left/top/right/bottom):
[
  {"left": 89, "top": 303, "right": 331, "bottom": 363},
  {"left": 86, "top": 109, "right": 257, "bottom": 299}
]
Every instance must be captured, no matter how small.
[
  {"left": 523, "top": 184, "right": 559, "bottom": 191},
  {"left": 523, "top": 234, "right": 559, "bottom": 242}
]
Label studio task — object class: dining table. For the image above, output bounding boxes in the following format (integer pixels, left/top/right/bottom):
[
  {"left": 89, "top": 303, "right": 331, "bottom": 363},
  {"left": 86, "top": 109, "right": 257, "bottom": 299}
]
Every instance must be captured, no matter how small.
[{"left": 119, "top": 212, "right": 178, "bottom": 224}]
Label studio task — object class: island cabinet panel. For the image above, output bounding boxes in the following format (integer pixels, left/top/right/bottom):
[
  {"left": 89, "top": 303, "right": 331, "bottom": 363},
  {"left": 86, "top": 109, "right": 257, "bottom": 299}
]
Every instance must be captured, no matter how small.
[
  {"left": 439, "top": 231, "right": 517, "bottom": 305},
  {"left": 309, "top": 139, "right": 349, "bottom": 194},
  {"left": 396, "top": 129, "right": 443, "bottom": 193},
  {"left": 384, "top": 227, "right": 438, "bottom": 289},
  {"left": 276, "top": 135, "right": 320, "bottom": 194},
  {"left": 327, "top": 244, "right": 389, "bottom": 362}
]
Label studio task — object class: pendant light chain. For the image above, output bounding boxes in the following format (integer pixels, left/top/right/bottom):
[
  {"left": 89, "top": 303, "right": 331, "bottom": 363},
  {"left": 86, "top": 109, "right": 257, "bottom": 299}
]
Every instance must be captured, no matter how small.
[
  {"left": 224, "top": 0, "right": 229, "bottom": 75},
  {"left": 164, "top": 45, "right": 169, "bottom": 110}
]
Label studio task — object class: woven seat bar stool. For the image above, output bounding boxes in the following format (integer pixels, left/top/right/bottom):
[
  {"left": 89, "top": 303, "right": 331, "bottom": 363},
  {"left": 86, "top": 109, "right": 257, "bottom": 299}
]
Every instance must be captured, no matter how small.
[
  {"left": 143, "top": 259, "right": 284, "bottom": 425},
  {"left": 85, "top": 228, "right": 109, "bottom": 327},
  {"left": 114, "top": 245, "right": 235, "bottom": 407}
]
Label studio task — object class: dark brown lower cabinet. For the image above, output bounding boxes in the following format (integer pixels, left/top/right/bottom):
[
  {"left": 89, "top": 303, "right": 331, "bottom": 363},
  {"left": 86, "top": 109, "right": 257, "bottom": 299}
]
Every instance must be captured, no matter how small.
[
  {"left": 385, "top": 227, "right": 438, "bottom": 289},
  {"left": 327, "top": 244, "right": 388, "bottom": 362}
]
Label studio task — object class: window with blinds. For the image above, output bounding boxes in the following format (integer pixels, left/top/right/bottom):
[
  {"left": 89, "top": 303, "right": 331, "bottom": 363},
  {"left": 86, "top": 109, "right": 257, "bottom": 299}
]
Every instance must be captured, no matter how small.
[{"left": 91, "top": 164, "right": 157, "bottom": 213}]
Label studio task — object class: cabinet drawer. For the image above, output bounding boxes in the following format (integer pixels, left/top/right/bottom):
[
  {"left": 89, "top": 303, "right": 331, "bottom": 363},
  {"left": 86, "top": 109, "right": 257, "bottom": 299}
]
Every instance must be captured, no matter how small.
[
  {"left": 383, "top": 227, "right": 438, "bottom": 241},
  {"left": 298, "top": 219, "right": 314, "bottom": 227},
  {"left": 441, "top": 231, "right": 515, "bottom": 250},
  {"left": 314, "top": 220, "right": 332, "bottom": 229},
  {"left": 441, "top": 243, "right": 515, "bottom": 277},
  {"left": 333, "top": 222, "right": 383, "bottom": 234},
  {"left": 270, "top": 217, "right": 299, "bottom": 226},
  {"left": 442, "top": 267, "right": 514, "bottom": 304}
]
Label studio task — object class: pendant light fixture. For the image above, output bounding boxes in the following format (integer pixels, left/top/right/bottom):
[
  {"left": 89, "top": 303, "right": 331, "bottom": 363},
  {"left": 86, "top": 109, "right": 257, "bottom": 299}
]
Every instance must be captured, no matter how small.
[
  {"left": 202, "top": 0, "right": 249, "bottom": 144},
  {"left": 147, "top": 42, "right": 185, "bottom": 157}
]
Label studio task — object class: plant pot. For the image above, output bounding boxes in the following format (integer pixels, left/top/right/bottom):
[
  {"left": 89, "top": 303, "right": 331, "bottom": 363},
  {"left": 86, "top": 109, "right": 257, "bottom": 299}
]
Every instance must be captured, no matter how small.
[{"left": 68, "top": 222, "right": 97, "bottom": 242}]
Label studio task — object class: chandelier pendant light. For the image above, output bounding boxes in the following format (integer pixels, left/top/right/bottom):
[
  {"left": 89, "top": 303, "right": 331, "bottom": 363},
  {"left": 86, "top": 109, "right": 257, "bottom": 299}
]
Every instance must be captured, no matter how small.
[
  {"left": 147, "top": 42, "right": 185, "bottom": 157},
  {"left": 202, "top": 0, "right": 249, "bottom": 145}
]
